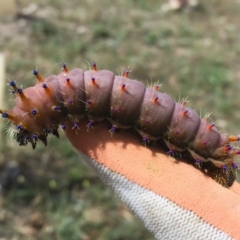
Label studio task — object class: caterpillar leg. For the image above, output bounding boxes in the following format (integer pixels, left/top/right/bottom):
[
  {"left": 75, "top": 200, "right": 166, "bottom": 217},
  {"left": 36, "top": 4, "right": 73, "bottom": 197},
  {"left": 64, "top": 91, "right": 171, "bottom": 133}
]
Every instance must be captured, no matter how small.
[{"left": 188, "top": 149, "right": 238, "bottom": 187}]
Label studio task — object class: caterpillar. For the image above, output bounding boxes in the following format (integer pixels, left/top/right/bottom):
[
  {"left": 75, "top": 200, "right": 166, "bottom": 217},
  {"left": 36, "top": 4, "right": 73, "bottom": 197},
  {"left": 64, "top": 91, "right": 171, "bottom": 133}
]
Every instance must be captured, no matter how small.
[{"left": 0, "top": 62, "right": 239, "bottom": 188}]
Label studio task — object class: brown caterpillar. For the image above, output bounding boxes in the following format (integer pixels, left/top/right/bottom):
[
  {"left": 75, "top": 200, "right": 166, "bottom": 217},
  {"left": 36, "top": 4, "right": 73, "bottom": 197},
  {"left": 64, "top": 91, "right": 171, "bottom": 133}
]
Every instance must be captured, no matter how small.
[{"left": 0, "top": 62, "right": 239, "bottom": 187}]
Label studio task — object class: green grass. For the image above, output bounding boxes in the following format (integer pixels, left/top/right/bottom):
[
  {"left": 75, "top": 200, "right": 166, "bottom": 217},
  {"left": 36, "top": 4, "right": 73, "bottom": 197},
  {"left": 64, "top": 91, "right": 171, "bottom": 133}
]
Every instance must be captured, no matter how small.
[{"left": 1, "top": 0, "right": 240, "bottom": 239}]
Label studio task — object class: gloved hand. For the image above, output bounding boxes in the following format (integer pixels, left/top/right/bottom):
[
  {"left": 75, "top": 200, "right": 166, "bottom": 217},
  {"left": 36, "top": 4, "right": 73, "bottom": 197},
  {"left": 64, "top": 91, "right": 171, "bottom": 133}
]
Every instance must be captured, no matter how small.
[{"left": 65, "top": 120, "right": 240, "bottom": 240}]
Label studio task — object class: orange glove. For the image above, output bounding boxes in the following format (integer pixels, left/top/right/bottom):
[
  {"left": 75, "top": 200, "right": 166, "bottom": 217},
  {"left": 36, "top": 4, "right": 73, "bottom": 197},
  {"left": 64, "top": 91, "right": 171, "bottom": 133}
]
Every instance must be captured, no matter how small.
[{"left": 65, "top": 120, "right": 240, "bottom": 239}]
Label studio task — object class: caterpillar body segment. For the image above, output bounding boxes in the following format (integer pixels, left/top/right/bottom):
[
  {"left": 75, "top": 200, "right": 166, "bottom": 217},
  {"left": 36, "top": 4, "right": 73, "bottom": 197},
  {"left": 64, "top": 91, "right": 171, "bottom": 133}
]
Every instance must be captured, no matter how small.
[
  {"left": 1, "top": 63, "right": 239, "bottom": 187},
  {"left": 84, "top": 69, "right": 114, "bottom": 121},
  {"left": 136, "top": 88, "right": 175, "bottom": 139},
  {"left": 111, "top": 76, "right": 145, "bottom": 127}
]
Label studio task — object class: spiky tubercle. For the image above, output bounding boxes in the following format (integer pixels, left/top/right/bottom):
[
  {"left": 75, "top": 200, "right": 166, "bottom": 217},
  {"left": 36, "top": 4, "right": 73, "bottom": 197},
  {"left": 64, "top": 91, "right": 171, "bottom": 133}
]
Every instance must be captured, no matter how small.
[{"left": 1, "top": 62, "right": 239, "bottom": 187}]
